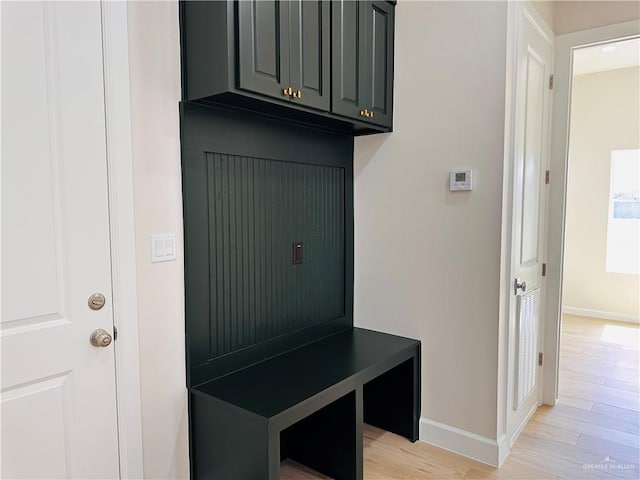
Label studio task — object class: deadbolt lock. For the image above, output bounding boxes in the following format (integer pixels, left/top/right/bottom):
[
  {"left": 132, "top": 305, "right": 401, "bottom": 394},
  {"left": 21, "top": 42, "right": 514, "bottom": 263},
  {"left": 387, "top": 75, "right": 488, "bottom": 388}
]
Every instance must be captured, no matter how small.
[{"left": 88, "top": 293, "right": 106, "bottom": 311}]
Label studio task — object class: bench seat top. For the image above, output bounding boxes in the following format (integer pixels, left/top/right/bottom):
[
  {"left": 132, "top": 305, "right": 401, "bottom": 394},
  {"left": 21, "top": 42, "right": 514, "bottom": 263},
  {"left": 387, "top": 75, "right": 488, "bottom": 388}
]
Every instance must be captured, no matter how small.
[{"left": 192, "top": 327, "right": 419, "bottom": 420}]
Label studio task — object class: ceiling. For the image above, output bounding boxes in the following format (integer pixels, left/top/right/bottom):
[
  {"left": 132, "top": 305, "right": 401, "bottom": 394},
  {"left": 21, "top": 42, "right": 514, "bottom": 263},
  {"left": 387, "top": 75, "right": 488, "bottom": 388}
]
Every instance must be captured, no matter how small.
[{"left": 573, "top": 37, "right": 640, "bottom": 76}]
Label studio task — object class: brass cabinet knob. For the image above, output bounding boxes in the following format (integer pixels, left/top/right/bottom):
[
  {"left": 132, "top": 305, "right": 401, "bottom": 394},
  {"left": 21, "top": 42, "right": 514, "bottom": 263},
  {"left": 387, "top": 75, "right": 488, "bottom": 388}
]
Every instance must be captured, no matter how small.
[
  {"left": 293, "top": 90, "right": 302, "bottom": 99},
  {"left": 90, "top": 329, "right": 112, "bottom": 348},
  {"left": 360, "top": 110, "right": 365, "bottom": 116},
  {"left": 283, "top": 86, "right": 293, "bottom": 97}
]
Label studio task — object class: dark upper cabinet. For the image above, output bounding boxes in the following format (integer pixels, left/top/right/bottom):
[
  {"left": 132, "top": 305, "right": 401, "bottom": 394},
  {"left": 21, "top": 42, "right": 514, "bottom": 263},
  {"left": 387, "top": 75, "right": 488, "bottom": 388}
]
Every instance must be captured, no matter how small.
[
  {"left": 368, "top": 1, "right": 394, "bottom": 127},
  {"left": 289, "top": 1, "right": 331, "bottom": 111},
  {"left": 237, "top": 1, "right": 291, "bottom": 100},
  {"left": 181, "top": 0, "right": 394, "bottom": 134},
  {"left": 237, "top": 0, "right": 330, "bottom": 110},
  {"left": 332, "top": 0, "right": 394, "bottom": 128},
  {"left": 330, "top": 1, "right": 367, "bottom": 121}
]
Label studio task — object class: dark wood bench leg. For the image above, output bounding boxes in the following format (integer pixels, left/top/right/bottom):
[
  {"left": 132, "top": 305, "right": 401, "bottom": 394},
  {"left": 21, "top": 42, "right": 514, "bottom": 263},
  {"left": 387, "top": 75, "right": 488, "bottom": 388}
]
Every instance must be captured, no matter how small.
[
  {"left": 280, "top": 390, "right": 363, "bottom": 480},
  {"left": 363, "top": 350, "right": 421, "bottom": 442},
  {"left": 412, "top": 350, "right": 421, "bottom": 441},
  {"left": 191, "top": 394, "right": 277, "bottom": 479},
  {"left": 356, "top": 386, "right": 364, "bottom": 479}
]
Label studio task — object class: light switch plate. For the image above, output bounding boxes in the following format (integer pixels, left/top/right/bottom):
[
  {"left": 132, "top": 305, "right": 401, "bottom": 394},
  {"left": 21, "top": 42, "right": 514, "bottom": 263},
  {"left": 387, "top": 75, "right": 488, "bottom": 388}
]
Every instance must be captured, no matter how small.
[{"left": 151, "top": 234, "right": 176, "bottom": 263}]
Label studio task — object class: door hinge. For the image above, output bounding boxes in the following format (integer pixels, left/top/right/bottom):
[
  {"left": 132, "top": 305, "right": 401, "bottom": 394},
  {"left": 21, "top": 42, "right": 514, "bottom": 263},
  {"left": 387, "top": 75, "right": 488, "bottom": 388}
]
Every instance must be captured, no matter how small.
[
  {"left": 113, "top": 326, "right": 118, "bottom": 341},
  {"left": 542, "top": 263, "right": 547, "bottom": 277},
  {"left": 548, "top": 74, "right": 554, "bottom": 90},
  {"left": 545, "top": 170, "right": 550, "bottom": 185},
  {"left": 538, "top": 352, "right": 543, "bottom": 366}
]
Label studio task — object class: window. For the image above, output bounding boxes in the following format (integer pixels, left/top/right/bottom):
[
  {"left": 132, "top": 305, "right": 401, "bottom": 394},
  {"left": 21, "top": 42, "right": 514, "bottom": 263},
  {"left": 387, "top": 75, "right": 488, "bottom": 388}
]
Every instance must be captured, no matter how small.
[{"left": 606, "top": 149, "right": 640, "bottom": 274}]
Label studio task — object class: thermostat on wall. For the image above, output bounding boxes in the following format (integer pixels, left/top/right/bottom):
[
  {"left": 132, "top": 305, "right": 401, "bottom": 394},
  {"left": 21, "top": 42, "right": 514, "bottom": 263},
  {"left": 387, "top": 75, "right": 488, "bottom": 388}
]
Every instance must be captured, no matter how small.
[{"left": 449, "top": 169, "right": 473, "bottom": 191}]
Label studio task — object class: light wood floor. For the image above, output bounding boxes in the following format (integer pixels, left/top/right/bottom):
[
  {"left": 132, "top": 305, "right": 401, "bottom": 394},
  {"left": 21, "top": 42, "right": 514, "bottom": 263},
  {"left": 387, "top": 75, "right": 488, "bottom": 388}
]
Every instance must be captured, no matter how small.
[{"left": 281, "top": 314, "right": 640, "bottom": 479}]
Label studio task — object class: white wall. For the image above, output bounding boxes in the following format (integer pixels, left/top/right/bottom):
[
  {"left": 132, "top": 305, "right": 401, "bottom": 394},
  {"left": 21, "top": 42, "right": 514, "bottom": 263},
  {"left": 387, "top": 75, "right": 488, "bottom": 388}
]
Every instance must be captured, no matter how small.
[
  {"left": 563, "top": 67, "right": 640, "bottom": 321},
  {"left": 127, "top": 2, "right": 189, "bottom": 478},
  {"left": 121, "top": 0, "right": 543, "bottom": 469},
  {"left": 354, "top": 1, "right": 507, "bottom": 443},
  {"left": 554, "top": 1, "right": 640, "bottom": 35}
]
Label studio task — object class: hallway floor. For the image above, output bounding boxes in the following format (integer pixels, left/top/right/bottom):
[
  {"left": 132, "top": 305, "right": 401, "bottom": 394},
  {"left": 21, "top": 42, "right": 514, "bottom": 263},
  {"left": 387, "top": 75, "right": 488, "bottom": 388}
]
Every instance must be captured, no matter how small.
[{"left": 281, "top": 314, "right": 639, "bottom": 479}]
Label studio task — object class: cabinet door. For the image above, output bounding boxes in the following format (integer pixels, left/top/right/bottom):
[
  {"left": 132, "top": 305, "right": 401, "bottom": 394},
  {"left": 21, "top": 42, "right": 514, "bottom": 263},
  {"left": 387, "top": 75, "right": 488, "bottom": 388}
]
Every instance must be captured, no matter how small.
[
  {"left": 289, "top": 0, "right": 330, "bottom": 111},
  {"left": 331, "top": 1, "right": 394, "bottom": 128},
  {"left": 238, "top": 0, "right": 291, "bottom": 101},
  {"left": 331, "top": 0, "right": 368, "bottom": 120},
  {"left": 365, "top": 0, "right": 394, "bottom": 128}
]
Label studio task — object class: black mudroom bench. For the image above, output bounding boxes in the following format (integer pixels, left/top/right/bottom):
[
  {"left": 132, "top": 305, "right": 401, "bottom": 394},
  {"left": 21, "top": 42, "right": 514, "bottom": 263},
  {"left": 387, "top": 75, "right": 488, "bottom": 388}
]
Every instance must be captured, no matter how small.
[
  {"left": 180, "top": 103, "right": 420, "bottom": 479},
  {"left": 190, "top": 327, "right": 420, "bottom": 480}
]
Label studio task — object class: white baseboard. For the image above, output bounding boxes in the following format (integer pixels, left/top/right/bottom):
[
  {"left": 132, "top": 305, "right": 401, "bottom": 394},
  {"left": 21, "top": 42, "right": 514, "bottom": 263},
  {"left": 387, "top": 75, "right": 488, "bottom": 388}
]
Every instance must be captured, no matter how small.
[
  {"left": 497, "top": 433, "right": 510, "bottom": 466},
  {"left": 419, "top": 417, "right": 500, "bottom": 467},
  {"left": 562, "top": 307, "right": 639, "bottom": 324}
]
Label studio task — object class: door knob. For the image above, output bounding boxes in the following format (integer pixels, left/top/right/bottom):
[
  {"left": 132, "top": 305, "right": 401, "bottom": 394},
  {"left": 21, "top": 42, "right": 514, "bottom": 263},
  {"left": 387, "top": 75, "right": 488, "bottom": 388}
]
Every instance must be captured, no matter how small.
[
  {"left": 90, "top": 329, "right": 112, "bottom": 347},
  {"left": 514, "top": 278, "right": 527, "bottom": 295}
]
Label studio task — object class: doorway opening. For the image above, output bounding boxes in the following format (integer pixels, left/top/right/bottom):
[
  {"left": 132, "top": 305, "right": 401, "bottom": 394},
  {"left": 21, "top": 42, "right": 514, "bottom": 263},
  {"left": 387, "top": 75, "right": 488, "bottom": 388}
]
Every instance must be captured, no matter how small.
[{"left": 555, "top": 36, "right": 639, "bottom": 470}]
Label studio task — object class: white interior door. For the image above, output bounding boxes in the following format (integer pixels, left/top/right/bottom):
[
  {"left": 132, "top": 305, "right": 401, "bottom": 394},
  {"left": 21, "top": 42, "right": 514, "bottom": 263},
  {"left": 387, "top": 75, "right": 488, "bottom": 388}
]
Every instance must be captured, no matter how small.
[
  {"left": 507, "top": 8, "right": 553, "bottom": 437},
  {"left": 1, "top": 2, "right": 120, "bottom": 478}
]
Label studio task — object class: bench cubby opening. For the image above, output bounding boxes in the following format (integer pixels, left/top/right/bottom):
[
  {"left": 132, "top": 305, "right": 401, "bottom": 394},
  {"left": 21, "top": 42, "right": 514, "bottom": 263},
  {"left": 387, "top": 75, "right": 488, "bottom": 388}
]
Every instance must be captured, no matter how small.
[{"left": 280, "top": 390, "right": 360, "bottom": 480}]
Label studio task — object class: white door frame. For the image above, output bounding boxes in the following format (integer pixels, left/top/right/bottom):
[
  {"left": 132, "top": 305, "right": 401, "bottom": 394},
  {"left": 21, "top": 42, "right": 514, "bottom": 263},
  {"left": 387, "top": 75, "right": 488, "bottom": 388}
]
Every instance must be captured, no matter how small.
[
  {"left": 101, "top": 2, "right": 144, "bottom": 477},
  {"left": 542, "top": 19, "right": 640, "bottom": 406}
]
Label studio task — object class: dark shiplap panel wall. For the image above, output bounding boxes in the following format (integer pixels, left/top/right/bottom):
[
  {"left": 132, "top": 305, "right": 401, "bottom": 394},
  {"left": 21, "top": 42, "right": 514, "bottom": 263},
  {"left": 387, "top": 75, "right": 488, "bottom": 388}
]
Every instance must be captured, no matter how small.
[
  {"left": 181, "top": 102, "right": 353, "bottom": 386},
  {"left": 205, "top": 152, "right": 345, "bottom": 359}
]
